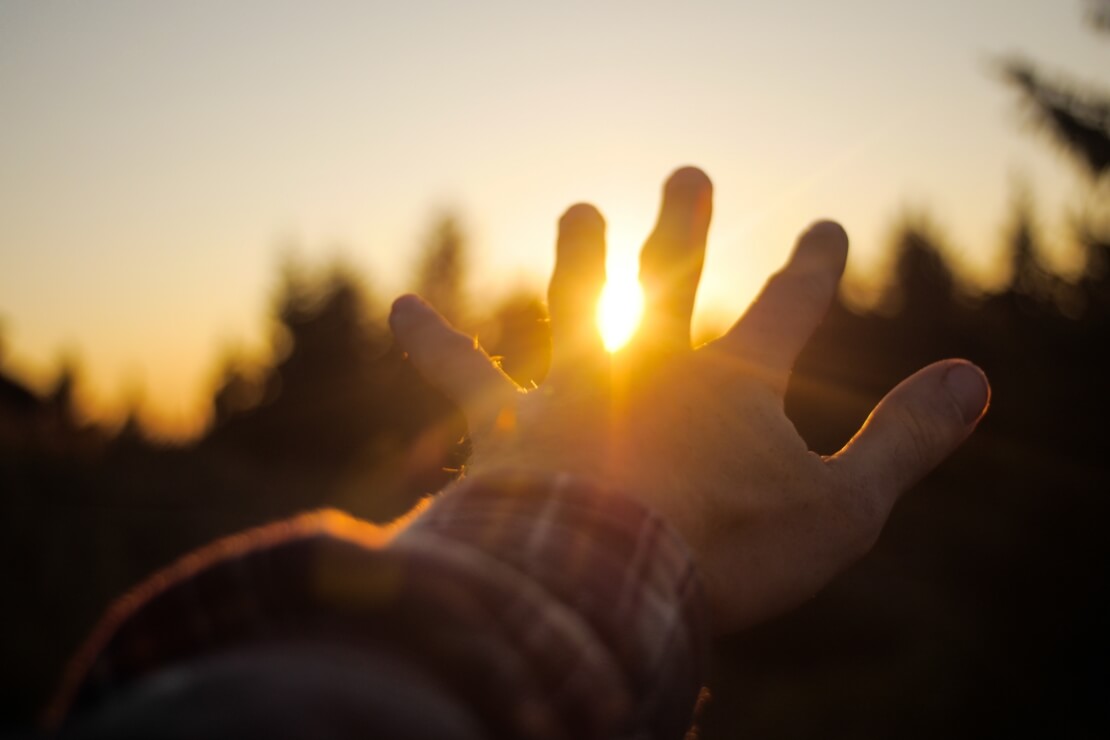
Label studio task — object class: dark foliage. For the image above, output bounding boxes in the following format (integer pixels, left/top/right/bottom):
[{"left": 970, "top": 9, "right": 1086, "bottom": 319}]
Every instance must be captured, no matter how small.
[
  {"left": 999, "top": 1, "right": 1110, "bottom": 181},
  {"left": 1088, "top": 0, "right": 1110, "bottom": 34},
  {"left": 1000, "top": 59, "right": 1110, "bottom": 178},
  {"left": 415, "top": 215, "right": 468, "bottom": 327}
]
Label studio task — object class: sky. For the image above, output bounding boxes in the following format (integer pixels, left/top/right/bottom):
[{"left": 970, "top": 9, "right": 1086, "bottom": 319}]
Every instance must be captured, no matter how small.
[{"left": 1, "top": 0, "right": 1107, "bottom": 437}]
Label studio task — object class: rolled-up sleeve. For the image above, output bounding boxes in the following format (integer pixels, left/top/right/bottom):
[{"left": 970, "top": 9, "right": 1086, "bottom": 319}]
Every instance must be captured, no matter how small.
[{"left": 49, "top": 472, "right": 709, "bottom": 739}]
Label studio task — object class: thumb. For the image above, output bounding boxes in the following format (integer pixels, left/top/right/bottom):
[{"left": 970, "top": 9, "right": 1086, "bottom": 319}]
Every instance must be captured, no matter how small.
[{"left": 830, "top": 359, "right": 990, "bottom": 514}]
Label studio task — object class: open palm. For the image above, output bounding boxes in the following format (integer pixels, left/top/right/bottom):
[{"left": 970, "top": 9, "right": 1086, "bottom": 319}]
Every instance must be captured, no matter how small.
[{"left": 390, "top": 167, "right": 989, "bottom": 633}]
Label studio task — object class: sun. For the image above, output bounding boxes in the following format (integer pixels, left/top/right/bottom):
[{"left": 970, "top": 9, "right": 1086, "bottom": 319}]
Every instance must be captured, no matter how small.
[{"left": 597, "top": 276, "right": 644, "bottom": 352}]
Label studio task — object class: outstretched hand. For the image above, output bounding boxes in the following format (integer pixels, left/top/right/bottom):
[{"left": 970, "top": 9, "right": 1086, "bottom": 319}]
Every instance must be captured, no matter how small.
[{"left": 390, "top": 167, "right": 990, "bottom": 634}]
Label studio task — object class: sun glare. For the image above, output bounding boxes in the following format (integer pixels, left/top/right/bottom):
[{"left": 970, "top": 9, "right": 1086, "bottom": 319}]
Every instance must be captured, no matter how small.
[{"left": 597, "top": 277, "right": 644, "bottom": 352}]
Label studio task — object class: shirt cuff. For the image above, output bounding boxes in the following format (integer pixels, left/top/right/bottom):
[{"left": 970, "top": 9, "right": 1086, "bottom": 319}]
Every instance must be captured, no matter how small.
[{"left": 399, "top": 470, "right": 710, "bottom": 739}]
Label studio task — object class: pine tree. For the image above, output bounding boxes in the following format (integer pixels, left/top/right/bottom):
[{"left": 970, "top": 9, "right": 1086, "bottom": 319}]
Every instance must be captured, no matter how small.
[
  {"left": 415, "top": 215, "right": 467, "bottom": 327},
  {"left": 999, "top": 1, "right": 1110, "bottom": 180}
]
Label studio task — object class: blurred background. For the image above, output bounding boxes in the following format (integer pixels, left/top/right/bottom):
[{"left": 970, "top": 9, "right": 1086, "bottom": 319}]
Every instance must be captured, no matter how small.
[{"left": 1, "top": 1, "right": 1108, "bottom": 737}]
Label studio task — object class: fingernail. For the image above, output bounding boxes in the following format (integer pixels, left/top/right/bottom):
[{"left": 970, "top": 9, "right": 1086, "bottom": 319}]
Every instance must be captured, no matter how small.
[
  {"left": 804, "top": 220, "right": 848, "bottom": 245},
  {"left": 793, "top": 221, "right": 849, "bottom": 273},
  {"left": 559, "top": 203, "right": 605, "bottom": 236},
  {"left": 655, "top": 173, "right": 713, "bottom": 241},
  {"left": 389, "top": 294, "right": 427, "bottom": 327},
  {"left": 943, "top": 362, "right": 990, "bottom": 424},
  {"left": 665, "top": 166, "right": 712, "bottom": 197}
]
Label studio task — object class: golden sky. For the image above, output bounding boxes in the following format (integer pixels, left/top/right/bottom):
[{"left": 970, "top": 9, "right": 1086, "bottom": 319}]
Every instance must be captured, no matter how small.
[{"left": 1, "top": 1, "right": 1107, "bottom": 437}]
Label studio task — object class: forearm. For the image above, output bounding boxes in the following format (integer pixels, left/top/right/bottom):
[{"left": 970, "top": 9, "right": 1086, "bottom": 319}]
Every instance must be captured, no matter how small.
[{"left": 51, "top": 473, "right": 709, "bottom": 739}]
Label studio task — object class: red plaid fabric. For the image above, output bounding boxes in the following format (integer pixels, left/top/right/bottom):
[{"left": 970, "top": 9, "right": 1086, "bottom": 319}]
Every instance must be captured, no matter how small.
[{"left": 48, "top": 472, "right": 709, "bottom": 739}]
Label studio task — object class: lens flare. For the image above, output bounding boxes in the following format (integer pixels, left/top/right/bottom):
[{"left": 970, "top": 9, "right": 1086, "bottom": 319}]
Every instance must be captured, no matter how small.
[{"left": 597, "top": 277, "right": 644, "bottom": 352}]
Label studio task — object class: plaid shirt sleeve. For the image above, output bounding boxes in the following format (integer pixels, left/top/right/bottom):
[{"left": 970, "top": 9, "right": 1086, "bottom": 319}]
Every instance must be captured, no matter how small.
[{"left": 47, "top": 471, "right": 710, "bottom": 739}]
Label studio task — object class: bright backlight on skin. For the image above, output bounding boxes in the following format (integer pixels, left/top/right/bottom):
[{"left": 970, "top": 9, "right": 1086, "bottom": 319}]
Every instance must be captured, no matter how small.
[{"left": 597, "top": 277, "right": 644, "bottom": 352}]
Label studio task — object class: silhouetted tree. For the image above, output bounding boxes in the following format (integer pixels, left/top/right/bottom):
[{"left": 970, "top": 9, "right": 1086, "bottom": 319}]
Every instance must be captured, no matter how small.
[
  {"left": 1003, "top": 183, "right": 1060, "bottom": 300},
  {"left": 415, "top": 215, "right": 468, "bottom": 326},
  {"left": 200, "top": 255, "right": 468, "bottom": 517},
  {"left": 48, "top": 365, "right": 75, "bottom": 419},
  {"left": 886, "top": 215, "right": 958, "bottom": 315},
  {"left": 995, "top": 1, "right": 1110, "bottom": 317},
  {"left": 215, "top": 261, "right": 388, "bottom": 464},
  {"left": 1001, "top": 59, "right": 1110, "bottom": 178},
  {"left": 1088, "top": 0, "right": 1110, "bottom": 34},
  {"left": 272, "top": 263, "right": 384, "bottom": 396},
  {"left": 210, "top": 353, "right": 262, "bottom": 425},
  {"left": 999, "top": 2, "right": 1110, "bottom": 180}
]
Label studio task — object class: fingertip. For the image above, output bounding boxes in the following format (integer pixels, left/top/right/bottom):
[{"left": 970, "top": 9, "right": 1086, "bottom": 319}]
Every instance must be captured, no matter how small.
[
  {"left": 650, "top": 166, "right": 713, "bottom": 240},
  {"left": 391, "top": 293, "right": 424, "bottom": 313},
  {"left": 804, "top": 219, "right": 849, "bottom": 247},
  {"left": 389, "top": 293, "right": 426, "bottom": 326},
  {"left": 559, "top": 203, "right": 606, "bottom": 235},
  {"left": 553, "top": 202, "right": 607, "bottom": 279},
  {"left": 665, "top": 166, "right": 713, "bottom": 196},
  {"left": 792, "top": 219, "right": 849, "bottom": 274},
  {"left": 941, "top": 359, "right": 991, "bottom": 424}
]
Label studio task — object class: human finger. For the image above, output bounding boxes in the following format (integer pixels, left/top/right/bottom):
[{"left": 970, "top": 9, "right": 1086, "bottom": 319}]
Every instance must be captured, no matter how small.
[
  {"left": 635, "top": 166, "right": 713, "bottom": 354},
  {"left": 828, "top": 359, "right": 990, "bottom": 532},
  {"left": 714, "top": 220, "right": 848, "bottom": 392},
  {"left": 389, "top": 294, "right": 520, "bottom": 435},
  {"left": 547, "top": 203, "right": 608, "bottom": 384}
]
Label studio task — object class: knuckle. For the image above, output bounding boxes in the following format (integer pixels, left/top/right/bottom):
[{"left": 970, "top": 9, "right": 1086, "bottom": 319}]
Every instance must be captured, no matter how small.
[
  {"left": 891, "top": 404, "right": 943, "bottom": 471},
  {"left": 807, "top": 219, "right": 849, "bottom": 245}
]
